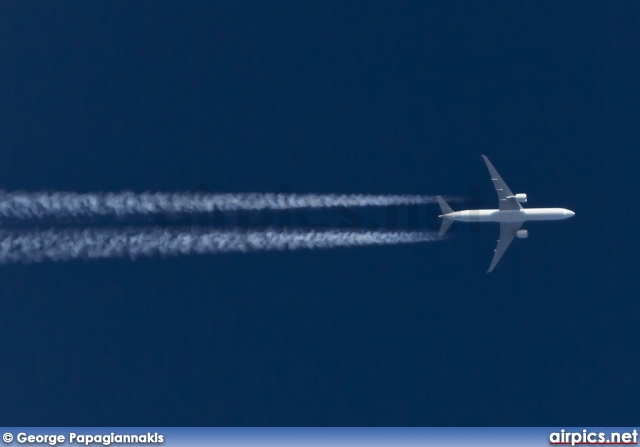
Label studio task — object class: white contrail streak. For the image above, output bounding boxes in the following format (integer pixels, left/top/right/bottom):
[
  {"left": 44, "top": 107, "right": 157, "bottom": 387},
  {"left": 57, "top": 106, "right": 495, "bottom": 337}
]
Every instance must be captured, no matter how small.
[
  {"left": 0, "top": 228, "right": 441, "bottom": 264},
  {"left": 0, "top": 191, "right": 457, "bottom": 219}
]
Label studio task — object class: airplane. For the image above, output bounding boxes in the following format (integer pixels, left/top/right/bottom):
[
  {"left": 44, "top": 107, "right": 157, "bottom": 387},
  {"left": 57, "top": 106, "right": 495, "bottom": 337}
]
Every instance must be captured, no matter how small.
[{"left": 437, "top": 155, "right": 575, "bottom": 272}]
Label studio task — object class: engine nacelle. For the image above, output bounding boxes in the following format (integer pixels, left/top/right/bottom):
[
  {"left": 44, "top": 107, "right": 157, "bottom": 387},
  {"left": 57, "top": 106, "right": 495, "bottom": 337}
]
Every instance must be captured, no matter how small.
[
  {"left": 515, "top": 193, "right": 527, "bottom": 203},
  {"left": 516, "top": 229, "right": 528, "bottom": 239}
]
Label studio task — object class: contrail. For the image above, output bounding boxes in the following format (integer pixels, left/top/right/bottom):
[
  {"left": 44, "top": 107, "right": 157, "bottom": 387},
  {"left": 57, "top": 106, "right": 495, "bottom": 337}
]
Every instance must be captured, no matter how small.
[
  {"left": 0, "top": 191, "right": 458, "bottom": 220},
  {"left": 0, "top": 227, "right": 441, "bottom": 264}
]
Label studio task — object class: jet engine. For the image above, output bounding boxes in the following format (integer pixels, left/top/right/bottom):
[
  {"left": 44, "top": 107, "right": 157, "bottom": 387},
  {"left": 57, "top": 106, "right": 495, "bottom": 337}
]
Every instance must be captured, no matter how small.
[
  {"left": 515, "top": 193, "right": 527, "bottom": 203},
  {"left": 516, "top": 229, "right": 528, "bottom": 239}
]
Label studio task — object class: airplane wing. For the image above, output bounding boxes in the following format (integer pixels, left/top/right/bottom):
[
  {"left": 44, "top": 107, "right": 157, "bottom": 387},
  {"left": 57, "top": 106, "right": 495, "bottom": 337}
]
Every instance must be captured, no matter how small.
[
  {"left": 487, "top": 221, "right": 523, "bottom": 272},
  {"left": 481, "top": 155, "right": 522, "bottom": 211}
]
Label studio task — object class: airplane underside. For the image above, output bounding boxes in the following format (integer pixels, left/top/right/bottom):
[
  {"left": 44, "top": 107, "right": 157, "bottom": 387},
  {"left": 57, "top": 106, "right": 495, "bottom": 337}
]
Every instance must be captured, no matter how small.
[
  {"left": 436, "top": 156, "right": 574, "bottom": 272},
  {"left": 445, "top": 208, "right": 574, "bottom": 223}
]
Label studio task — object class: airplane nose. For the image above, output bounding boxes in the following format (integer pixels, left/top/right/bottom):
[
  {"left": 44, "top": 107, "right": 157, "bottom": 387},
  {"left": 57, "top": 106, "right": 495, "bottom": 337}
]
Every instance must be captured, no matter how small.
[{"left": 566, "top": 210, "right": 575, "bottom": 217}]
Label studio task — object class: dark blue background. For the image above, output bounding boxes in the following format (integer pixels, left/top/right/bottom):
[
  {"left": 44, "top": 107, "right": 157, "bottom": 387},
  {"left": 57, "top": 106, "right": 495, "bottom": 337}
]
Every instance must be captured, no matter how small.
[{"left": 1, "top": 2, "right": 638, "bottom": 425}]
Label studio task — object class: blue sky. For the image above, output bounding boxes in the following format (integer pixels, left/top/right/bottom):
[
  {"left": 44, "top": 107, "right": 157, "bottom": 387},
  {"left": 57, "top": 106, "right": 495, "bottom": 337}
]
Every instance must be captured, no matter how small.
[{"left": 1, "top": 1, "right": 639, "bottom": 425}]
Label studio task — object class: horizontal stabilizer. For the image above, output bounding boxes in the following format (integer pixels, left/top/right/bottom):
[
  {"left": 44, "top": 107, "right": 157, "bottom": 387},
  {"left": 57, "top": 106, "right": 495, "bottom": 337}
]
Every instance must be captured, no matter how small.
[
  {"left": 437, "top": 196, "right": 453, "bottom": 215},
  {"left": 439, "top": 218, "right": 453, "bottom": 236},
  {"left": 437, "top": 196, "right": 454, "bottom": 236}
]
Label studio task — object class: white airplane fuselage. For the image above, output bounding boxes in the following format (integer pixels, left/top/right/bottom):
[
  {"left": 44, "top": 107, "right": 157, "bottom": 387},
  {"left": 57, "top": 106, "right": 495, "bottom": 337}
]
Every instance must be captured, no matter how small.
[
  {"left": 437, "top": 155, "right": 575, "bottom": 272},
  {"left": 441, "top": 208, "right": 575, "bottom": 223}
]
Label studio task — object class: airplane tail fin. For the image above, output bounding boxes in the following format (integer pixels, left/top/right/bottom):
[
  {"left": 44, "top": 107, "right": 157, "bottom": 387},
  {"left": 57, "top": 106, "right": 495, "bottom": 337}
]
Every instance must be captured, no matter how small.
[{"left": 437, "top": 196, "right": 454, "bottom": 236}]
